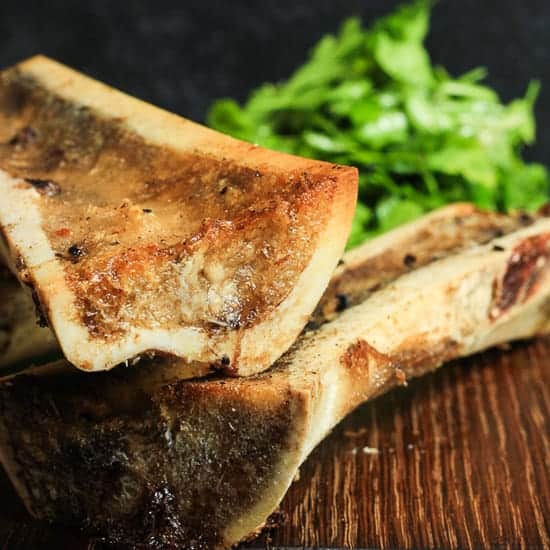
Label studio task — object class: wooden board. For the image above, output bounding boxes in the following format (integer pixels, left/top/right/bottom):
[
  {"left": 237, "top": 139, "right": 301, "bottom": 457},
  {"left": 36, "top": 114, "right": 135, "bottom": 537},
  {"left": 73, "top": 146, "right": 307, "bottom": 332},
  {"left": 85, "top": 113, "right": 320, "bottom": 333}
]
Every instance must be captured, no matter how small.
[{"left": 0, "top": 339, "right": 549, "bottom": 549}]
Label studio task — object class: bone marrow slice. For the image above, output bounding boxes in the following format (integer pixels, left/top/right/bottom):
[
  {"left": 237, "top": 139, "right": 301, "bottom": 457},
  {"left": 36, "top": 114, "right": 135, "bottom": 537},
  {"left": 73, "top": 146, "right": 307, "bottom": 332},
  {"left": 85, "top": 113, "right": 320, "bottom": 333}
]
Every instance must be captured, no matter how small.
[
  {"left": 0, "top": 55, "right": 358, "bottom": 374},
  {"left": 1, "top": 209, "right": 549, "bottom": 548}
]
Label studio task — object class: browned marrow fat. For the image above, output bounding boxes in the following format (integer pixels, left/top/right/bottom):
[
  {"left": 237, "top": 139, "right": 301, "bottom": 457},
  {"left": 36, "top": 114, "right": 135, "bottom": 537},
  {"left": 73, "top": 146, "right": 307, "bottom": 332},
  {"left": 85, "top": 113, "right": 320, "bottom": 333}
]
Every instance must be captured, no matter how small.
[{"left": 0, "top": 56, "right": 357, "bottom": 375}]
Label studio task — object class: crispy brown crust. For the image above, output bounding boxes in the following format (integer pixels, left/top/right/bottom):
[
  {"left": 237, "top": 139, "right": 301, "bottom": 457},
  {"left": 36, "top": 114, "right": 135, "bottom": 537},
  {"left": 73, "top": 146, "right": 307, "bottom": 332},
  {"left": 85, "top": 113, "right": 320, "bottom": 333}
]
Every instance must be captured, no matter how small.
[
  {"left": 0, "top": 56, "right": 357, "bottom": 373},
  {"left": 0, "top": 368, "right": 303, "bottom": 549}
]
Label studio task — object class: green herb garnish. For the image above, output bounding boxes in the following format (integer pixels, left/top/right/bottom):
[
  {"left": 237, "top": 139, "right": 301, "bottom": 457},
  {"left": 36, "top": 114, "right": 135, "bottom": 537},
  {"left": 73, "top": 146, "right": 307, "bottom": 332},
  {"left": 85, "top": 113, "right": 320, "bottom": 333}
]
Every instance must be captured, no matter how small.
[{"left": 208, "top": 0, "right": 549, "bottom": 248}]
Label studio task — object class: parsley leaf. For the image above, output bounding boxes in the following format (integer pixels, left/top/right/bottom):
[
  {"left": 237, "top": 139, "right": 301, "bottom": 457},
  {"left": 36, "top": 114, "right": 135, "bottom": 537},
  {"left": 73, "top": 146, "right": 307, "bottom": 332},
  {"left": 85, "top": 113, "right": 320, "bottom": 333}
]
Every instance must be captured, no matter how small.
[{"left": 208, "top": 0, "right": 549, "bottom": 249}]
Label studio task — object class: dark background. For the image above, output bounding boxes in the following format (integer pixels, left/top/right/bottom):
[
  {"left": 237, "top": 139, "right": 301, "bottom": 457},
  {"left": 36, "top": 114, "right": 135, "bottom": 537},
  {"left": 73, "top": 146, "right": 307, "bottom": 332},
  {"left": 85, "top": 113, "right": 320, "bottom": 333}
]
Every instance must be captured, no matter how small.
[{"left": 1, "top": 0, "right": 549, "bottom": 162}]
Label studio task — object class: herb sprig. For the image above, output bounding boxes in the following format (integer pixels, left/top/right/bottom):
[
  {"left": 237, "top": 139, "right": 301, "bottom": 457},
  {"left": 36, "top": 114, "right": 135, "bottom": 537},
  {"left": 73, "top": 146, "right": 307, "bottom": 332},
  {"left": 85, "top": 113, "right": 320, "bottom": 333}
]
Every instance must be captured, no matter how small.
[{"left": 208, "top": 0, "right": 549, "bottom": 248}]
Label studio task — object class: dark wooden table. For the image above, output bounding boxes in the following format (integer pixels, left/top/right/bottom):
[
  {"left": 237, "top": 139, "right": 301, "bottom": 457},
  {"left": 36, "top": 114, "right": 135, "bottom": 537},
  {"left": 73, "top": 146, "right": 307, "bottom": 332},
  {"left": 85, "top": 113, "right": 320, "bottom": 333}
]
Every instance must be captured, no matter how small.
[{"left": 1, "top": 339, "right": 549, "bottom": 549}]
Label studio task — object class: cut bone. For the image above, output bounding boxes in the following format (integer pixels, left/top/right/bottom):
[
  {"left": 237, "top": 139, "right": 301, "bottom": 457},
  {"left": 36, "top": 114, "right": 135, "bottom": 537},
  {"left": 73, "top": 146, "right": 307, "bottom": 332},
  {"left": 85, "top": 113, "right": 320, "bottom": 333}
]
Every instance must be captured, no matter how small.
[
  {"left": 0, "top": 56, "right": 357, "bottom": 374},
  {"left": 0, "top": 205, "right": 548, "bottom": 548}
]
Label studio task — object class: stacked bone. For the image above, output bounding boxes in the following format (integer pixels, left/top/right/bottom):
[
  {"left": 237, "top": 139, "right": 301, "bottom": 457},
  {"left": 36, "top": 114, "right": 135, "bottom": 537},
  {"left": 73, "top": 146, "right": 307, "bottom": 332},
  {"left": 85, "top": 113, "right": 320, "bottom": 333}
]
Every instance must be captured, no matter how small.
[{"left": 0, "top": 57, "right": 549, "bottom": 550}]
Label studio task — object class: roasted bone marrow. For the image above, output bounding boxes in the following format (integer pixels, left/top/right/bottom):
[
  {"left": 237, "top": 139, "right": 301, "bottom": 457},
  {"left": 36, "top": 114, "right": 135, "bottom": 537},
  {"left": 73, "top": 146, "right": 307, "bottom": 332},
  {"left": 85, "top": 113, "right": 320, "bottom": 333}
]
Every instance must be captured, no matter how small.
[{"left": 0, "top": 56, "right": 357, "bottom": 375}]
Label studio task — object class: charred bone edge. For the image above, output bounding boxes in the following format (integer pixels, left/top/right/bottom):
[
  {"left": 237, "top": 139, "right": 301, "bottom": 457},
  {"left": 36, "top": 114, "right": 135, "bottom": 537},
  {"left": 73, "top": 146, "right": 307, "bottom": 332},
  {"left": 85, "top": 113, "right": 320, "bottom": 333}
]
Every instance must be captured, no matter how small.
[
  {"left": 1, "top": 220, "right": 550, "bottom": 548},
  {"left": 0, "top": 56, "right": 357, "bottom": 374},
  {"left": 0, "top": 202, "right": 525, "bottom": 373}
]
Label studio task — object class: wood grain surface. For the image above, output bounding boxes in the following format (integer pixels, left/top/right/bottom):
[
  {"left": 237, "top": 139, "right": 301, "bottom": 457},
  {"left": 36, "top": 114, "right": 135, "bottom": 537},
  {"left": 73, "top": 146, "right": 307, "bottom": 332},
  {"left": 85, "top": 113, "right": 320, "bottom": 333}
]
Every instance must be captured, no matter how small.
[{"left": 0, "top": 339, "right": 549, "bottom": 549}]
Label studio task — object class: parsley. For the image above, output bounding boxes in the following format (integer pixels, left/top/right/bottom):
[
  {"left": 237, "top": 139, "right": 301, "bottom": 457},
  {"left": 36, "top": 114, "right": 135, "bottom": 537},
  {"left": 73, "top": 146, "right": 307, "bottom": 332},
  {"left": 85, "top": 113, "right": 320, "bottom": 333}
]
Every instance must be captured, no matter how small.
[{"left": 208, "top": 0, "right": 549, "bottom": 248}]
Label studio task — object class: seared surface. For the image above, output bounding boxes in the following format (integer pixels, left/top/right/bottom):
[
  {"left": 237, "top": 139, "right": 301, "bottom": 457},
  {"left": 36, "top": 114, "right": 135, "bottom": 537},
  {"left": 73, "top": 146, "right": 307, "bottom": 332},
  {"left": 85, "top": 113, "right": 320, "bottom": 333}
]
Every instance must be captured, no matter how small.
[
  {"left": 0, "top": 370, "right": 298, "bottom": 548},
  {"left": 0, "top": 70, "right": 324, "bottom": 336},
  {"left": 0, "top": 57, "right": 357, "bottom": 373}
]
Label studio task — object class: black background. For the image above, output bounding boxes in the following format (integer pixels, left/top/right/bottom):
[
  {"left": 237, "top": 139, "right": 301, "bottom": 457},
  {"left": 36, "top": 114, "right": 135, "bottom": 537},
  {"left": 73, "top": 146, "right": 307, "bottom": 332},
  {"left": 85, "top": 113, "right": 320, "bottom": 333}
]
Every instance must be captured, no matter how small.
[{"left": 1, "top": 0, "right": 548, "bottom": 162}]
